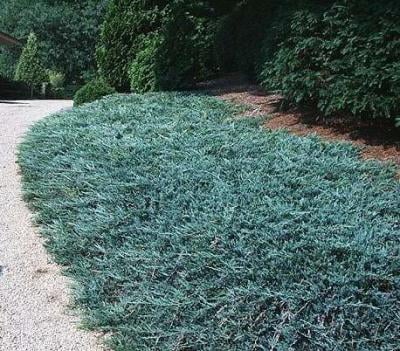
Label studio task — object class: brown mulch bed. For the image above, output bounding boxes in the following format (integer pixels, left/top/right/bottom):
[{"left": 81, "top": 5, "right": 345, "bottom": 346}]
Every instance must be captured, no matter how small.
[{"left": 199, "top": 74, "right": 400, "bottom": 168}]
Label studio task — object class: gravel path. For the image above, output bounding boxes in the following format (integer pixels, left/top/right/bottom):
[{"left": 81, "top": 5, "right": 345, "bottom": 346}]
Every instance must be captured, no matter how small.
[{"left": 0, "top": 100, "right": 104, "bottom": 351}]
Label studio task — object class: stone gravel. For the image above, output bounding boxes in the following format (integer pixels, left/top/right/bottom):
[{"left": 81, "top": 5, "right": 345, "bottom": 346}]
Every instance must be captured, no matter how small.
[{"left": 0, "top": 100, "right": 105, "bottom": 351}]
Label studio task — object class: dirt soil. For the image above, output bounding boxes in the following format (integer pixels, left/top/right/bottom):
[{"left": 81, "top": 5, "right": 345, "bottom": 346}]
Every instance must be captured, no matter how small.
[{"left": 199, "top": 74, "right": 400, "bottom": 168}]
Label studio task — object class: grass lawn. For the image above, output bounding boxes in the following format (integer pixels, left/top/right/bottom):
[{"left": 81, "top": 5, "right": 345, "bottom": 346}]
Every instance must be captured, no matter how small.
[{"left": 19, "top": 93, "right": 399, "bottom": 350}]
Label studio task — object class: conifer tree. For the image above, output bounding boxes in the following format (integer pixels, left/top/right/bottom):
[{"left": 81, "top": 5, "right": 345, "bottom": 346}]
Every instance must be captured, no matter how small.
[{"left": 15, "top": 33, "right": 47, "bottom": 97}]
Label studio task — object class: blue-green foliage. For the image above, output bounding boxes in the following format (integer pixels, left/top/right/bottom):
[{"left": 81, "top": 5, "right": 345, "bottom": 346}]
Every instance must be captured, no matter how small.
[
  {"left": 19, "top": 94, "right": 400, "bottom": 349},
  {"left": 261, "top": 1, "right": 400, "bottom": 121}
]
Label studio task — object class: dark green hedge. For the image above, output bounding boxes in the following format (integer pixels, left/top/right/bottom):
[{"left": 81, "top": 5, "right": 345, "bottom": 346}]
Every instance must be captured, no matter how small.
[
  {"left": 261, "top": 1, "right": 400, "bottom": 121},
  {"left": 153, "top": 0, "right": 217, "bottom": 91},
  {"left": 98, "top": 0, "right": 220, "bottom": 93},
  {"left": 214, "top": 0, "right": 333, "bottom": 78},
  {"left": 0, "top": 75, "right": 30, "bottom": 98},
  {"left": 97, "top": 0, "right": 168, "bottom": 91},
  {"left": 214, "top": 0, "right": 276, "bottom": 77},
  {"left": 95, "top": 0, "right": 400, "bottom": 122},
  {"left": 128, "top": 33, "right": 161, "bottom": 94},
  {"left": 73, "top": 78, "right": 116, "bottom": 106},
  {"left": 211, "top": 0, "right": 400, "bottom": 122}
]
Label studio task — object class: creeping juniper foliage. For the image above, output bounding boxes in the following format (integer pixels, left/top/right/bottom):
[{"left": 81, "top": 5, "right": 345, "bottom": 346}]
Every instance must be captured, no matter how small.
[{"left": 19, "top": 94, "right": 400, "bottom": 350}]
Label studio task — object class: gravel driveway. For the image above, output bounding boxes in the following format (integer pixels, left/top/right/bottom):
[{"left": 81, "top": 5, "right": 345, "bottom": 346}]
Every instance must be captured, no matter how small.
[{"left": 0, "top": 100, "right": 104, "bottom": 351}]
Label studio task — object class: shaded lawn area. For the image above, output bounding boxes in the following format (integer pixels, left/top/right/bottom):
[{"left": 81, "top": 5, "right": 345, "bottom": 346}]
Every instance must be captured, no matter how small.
[{"left": 19, "top": 93, "right": 399, "bottom": 350}]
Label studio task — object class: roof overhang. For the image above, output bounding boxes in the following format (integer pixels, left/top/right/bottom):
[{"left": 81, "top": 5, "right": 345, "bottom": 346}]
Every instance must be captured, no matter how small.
[{"left": 0, "top": 31, "right": 21, "bottom": 47}]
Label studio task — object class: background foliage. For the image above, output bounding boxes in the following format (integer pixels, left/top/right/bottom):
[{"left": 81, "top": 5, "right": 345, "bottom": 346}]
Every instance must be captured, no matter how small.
[
  {"left": 73, "top": 77, "right": 115, "bottom": 106},
  {"left": 1, "top": 0, "right": 399, "bottom": 122},
  {"left": 0, "top": 0, "right": 108, "bottom": 83},
  {"left": 14, "top": 32, "right": 47, "bottom": 95},
  {"left": 261, "top": 0, "right": 400, "bottom": 121},
  {"left": 96, "top": 0, "right": 168, "bottom": 91},
  {"left": 153, "top": 0, "right": 217, "bottom": 91},
  {"left": 128, "top": 33, "right": 161, "bottom": 94},
  {"left": 214, "top": 0, "right": 333, "bottom": 78},
  {"left": 97, "top": 0, "right": 219, "bottom": 92}
]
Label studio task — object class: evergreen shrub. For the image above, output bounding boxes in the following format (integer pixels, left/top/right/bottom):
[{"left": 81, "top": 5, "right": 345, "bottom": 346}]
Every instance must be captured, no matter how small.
[
  {"left": 153, "top": 0, "right": 217, "bottom": 91},
  {"left": 96, "top": 0, "right": 168, "bottom": 91},
  {"left": 98, "top": 0, "right": 218, "bottom": 92},
  {"left": 48, "top": 70, "right": 65, "bottom": 89},
  {"left": 15, "top": 32, "right": 47, "bottom": 97},
  {"left": 73, "top": 78, "right": 116, "bottom": 106},
  {"left": 261, "top": 1, "right": 400, "bottom": 121},
  {"left": 129, "top": 33, "right": 161, "bottom": 93}
]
